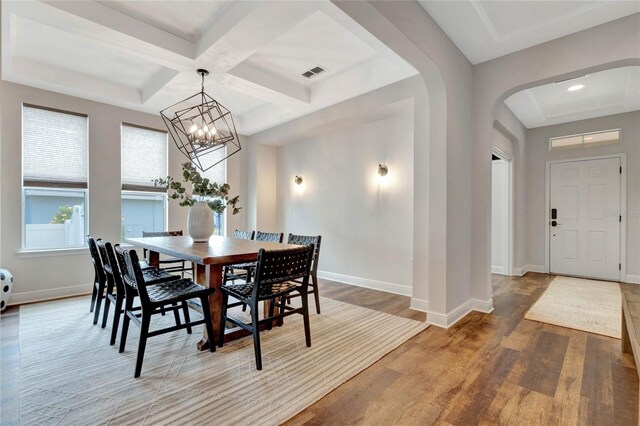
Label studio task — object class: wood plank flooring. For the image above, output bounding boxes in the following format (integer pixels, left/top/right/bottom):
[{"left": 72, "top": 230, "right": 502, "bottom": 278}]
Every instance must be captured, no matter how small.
[
  {"left": 287, "top": 273, "right": 639, "bottom": 426},
  {"left": 1, "top": 273, "right": 637, "bottom": 425}
]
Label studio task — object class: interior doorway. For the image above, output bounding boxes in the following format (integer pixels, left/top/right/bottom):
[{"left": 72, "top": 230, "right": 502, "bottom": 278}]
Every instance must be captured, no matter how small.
[
  {"left": 491, "top": 147, "right": 513, "bottom": 276},
  {"left": 547, "top": 156, "right": 623, "bottom": 281}
]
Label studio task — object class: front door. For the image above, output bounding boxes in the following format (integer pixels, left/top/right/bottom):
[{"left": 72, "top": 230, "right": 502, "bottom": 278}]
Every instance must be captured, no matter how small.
[{"left": 549, "top": 157, "right": 621, "bottom": 281}]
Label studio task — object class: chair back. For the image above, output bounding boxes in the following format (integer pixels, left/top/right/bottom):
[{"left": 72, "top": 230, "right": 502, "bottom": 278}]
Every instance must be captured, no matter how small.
[
  {"left": 97, "top": 239, "right": 125, "bottom": 294},
  {"left": 255, "top": 231, "right": 284, "bottom": 243},
  {"left": 142, "top": 230, "right": 183, "bottom": 237},
  {"left": 287, "top": 234, "right": 322, "bottom": 273},
  {"left": 233, "top": 230, "right": 255, "bottom": 240},
  {"left": 87, "top": 236, "right": 106, "bottom": 285},
  {"left": 253, "top": 246, "right": 314, "bottom": 298},
  {"left": 119, "top": 247, "right": 151, "bottom": 304}
]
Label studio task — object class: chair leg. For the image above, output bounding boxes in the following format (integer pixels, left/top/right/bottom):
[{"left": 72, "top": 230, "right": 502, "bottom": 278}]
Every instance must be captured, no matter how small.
[
  {"left": 182, "top": 302, "right": 192, "bottom": 334},
  {"left": 110, "top": 294, "right": 123, "bottom": 345},
  {"left": 250, "top": 304, "right": 262, "bottom": 370},
  {"left": 200, "top": 296, "right": 216, "bottom": 353},
  {"left": 101, "top": 283, "right": 113, "bottom": 328},
  {"left": 219, "top": 293, "right": 229, "bottom": 348},
  {"left": 119, "top": 296, "right": 134, "bottom": 353},
  {"left": 134, "top": 314, "right": 150, "bottom": 378},
  {"left": 172, "top": 302, "right": 182, "bottom": 327},
  {"left": 312, "top": 273, "right": 321, "bottom": 314},
  {"left": 93, "top": 284, "right": 104, "bottom": 325},
  {"left": 90, "top": 280, "right": 98, "bottom": 312},
  {"left": 301, "top": 291, "right": 312, "bottom": 348}
]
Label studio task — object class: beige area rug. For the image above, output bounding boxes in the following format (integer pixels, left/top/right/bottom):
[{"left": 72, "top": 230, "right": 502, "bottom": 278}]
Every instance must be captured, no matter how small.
[
  {"left": 524, "top": 275, "right": 621, "bottom": 338},
  {"left": 19, "top": 296, "right": 427, "bottom": 425}
]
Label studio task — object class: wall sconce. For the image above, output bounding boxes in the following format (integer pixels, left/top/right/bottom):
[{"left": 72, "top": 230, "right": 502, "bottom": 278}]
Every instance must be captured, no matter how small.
[
  {"left": 378, "top": 164, "right": 388, "bottom": 177},
  {"left": 294, "top": 175, "right": 303, "bottom": 185}
]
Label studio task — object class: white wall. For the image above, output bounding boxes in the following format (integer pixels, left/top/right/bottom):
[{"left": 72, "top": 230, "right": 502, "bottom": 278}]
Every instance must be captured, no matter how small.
[
  {"left": 275, "top": 109, "right": 414, "bottom": 295},
  {"left": 0, "top": 81, "right": 247, "bottom": 303},
  {"left": 523, "top": 111, "right": 640, "bottom": 280},
  {"left": 491, "top": 160, "right": 508, "bottom": 275}
]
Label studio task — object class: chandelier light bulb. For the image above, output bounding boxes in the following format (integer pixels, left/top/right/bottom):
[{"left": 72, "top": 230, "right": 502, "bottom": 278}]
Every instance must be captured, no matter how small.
[{"left": 190, "top": 124, "right": 197, "bottom": 133}]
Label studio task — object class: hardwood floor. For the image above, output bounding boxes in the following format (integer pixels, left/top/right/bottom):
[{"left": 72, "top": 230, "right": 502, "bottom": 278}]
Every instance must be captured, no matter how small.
[
  {"left": 287, "top": 273, "right": 639, "bottom": 425},
  {"left": 1, "top": 273, "right": 637, "bottom": 425}
]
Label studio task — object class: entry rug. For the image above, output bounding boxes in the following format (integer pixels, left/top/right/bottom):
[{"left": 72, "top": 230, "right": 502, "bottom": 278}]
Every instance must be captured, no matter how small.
[
  {"left": 525, "top": 275, "right": 621, "bottom": 338},
  {"left": 19, "top": 295, "right": 427, "bottom": 425}
]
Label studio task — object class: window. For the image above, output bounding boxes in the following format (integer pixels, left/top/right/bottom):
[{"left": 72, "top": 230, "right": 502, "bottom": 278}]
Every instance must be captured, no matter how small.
[
  {"left": 22, "top": 105, "right": 88, "bottom": 250},
  {"left": 550, "top": 129, "right": 620, "bottom": 150},
  {"left": 201, "top": 147, "right": 227, "bottom": 236},
  {"left": 121, "top": 124, "right": 168, "bottom": 238}
]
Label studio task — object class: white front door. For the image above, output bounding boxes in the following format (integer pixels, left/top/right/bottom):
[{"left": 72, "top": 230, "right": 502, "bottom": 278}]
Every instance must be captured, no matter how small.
[{"left": 549, "top": 157, "right": 621, "bottom": 281}]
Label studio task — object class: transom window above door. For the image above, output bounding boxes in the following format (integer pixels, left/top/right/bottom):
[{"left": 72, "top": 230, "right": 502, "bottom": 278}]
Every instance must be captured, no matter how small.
[{"left": 549, "top": 129, "right": 620, "bottom": 150}]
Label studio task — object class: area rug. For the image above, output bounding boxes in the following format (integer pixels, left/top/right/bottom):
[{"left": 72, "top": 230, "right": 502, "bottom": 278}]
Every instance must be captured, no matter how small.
[
  {"left": 18, "top": 296, "right": 427, "bottom": 425},
  {"left": 524, "top": 275, "right": 621, "bottom": 338}
]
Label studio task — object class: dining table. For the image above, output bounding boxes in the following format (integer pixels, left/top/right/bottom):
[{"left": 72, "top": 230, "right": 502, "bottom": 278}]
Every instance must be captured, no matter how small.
[{"left": 126, "top": 235, "right": 301, "bottom": 351}]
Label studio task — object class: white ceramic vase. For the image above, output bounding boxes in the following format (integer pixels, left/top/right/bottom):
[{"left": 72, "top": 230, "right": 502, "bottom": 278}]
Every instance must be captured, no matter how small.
[{"left": 188, "top": 201, "right": 214, "bottom": 243}]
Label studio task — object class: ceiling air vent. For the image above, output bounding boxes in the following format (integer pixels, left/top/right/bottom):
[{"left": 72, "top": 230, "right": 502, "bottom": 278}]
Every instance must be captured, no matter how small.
[{"left": 301, "top": 65, "right": 327, "bottom": 79}]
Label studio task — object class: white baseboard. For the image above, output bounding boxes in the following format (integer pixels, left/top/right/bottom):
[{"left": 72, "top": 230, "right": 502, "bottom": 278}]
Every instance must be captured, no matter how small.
[
  {"left": 425, "top": 297, "right": 495, "bottom": 328},
  {"left": 472, "top": 297, "right": 495, "bottom": 313},
  {"left": 516, "top": 264, "right": 546, "bottom": 276},
  {"left": 410, "top": 297, "right": 429, "bottom": 312},
  {"left": 625, "top": 275, "right": 640, "bottom": 284},
  {"left": 317, "top": 270, "right": 412, "bottom": 297},
  {"left": 491, "top": 265, "right": 505, "bottom": 275},
  {"left": 9, "top": 284, "right": 93, "bottom": 306}
]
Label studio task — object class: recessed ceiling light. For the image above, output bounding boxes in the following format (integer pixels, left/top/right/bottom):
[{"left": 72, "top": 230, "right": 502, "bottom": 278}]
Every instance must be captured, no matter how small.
[{"left": 567, "top": 84, "right": 585, "bottom": 92}]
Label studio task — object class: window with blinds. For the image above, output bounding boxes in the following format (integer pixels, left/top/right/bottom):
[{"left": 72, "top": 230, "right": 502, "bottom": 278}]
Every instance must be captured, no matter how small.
[
  {"left": 201, "top": 147, "right": 227, "bottom": 236},
  {"left": 121, "top": 124, "right": 168, "bottom": 191},
  {"left": 121, "top": 123, "right": 168, "bottom": 238},
  {"left": 201, "top": 146, "right": 227, "bottom": 185},
  {"left": 23, "top": 105, "right": 88, "bottom": 188},
  {"left": 22, "top": 105, "right": 88, "bottom": 249}
]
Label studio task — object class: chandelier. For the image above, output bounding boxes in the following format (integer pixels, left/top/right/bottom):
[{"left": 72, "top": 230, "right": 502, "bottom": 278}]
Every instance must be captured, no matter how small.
[{"left": 160, "top": 69, "right": 241, "bottom": 172}]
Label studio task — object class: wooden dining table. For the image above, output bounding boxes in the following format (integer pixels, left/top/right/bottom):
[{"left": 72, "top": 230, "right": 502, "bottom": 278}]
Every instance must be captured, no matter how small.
[{"left": 126, "top": 235, "right": 301, "bottom": 351}]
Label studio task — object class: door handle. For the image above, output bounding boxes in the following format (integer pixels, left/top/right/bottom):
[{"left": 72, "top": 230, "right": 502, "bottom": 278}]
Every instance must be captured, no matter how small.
[{"left": 551, "top": 221, "right": 561, "bottom": 227}]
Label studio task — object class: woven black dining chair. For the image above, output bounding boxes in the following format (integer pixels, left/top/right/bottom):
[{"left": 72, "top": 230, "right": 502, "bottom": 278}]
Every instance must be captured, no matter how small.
[
  {"left": 142, "top": 230, "right": 192, "bottom": 277},
  {"left": 118, "top": 247, "right": 216, "bottom": 377},
  {"left": 222, "top": 230, "right": 256, "bottom": 286},
  {"left": 286, "top": 234, "right": 322, "bottom": 314},
  {"left": 97, "top": 240, "right": 181, "bottom": 345},
  {"left": 223, "top": 230, "right": 283, "bottom": 286},
  {"left": 88, "top": 236, "right": 107, "bottom": 325},
  {"left": 219, "top": 245, "right": 314, "bottom": 370}
]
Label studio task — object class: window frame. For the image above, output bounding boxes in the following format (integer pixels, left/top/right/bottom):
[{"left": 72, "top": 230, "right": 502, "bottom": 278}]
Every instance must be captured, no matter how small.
[
  {"left": 120, "top": 190, "right": 168, "bottom": 238},
  {"left": 21, "top": 104, "right": 89, "bottom": 251}
]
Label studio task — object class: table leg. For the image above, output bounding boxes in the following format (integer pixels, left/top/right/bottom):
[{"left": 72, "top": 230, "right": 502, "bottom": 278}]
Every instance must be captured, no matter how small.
[
  {"left": 148, "top": 250, "right": 160, "bottom": 268},
  {"left": 196, "top": 263, "right": 223, "bottom": 351}
]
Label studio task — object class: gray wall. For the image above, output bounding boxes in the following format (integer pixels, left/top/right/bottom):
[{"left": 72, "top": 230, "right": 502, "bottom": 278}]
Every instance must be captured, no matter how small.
[{"left": 524, "top": 111, "right": 640, "bottom": 278}]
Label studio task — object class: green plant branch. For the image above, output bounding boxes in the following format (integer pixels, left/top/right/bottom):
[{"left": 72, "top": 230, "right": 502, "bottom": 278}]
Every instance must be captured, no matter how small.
[{"left": 154, "top": 162, "right": 241, "bottom": 215}]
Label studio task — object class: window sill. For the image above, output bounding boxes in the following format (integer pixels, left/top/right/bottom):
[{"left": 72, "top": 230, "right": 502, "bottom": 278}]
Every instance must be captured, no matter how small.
[{"left": 16, "top": 247, "right": 89, "bottom": 258}]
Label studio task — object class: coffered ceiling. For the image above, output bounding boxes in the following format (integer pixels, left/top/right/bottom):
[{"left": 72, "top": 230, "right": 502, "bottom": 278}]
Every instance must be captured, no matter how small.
[
  {"left": 1, "top": 1, "right": 417, "bottom": 135},
  {"left": 504, "top": 66, "right": 640, "bottom": 128},
  {"left": 419, "top": 1, "right": 640, "bottom": 64}
]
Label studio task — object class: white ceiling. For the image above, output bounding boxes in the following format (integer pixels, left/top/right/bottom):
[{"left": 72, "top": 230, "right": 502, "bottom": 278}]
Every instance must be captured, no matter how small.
[
  {"left": 419, "top": 1, "right": 640, "bottom": 64},
  {"left": 504, "top": 66, "right": 640, "bottom": 128},
  {"left": 1, "top": 1, "right": 417, "bottom": 135}
]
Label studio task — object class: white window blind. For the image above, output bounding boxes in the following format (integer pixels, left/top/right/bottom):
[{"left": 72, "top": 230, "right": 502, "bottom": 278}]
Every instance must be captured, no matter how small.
[
  {"left": 201, "top": 147, "right": 227, "bottom": 185},
  {"left": 23, "top": 105, "right": 88, "bottom": 187},
  {"left": 121, "top": 124, "right": 168, "bottom": 191}
]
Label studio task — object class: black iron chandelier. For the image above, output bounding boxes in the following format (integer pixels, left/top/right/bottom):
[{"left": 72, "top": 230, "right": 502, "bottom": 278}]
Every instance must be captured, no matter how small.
[{"left": 160, "top": 69, "right": 241, "bottom": 172}]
